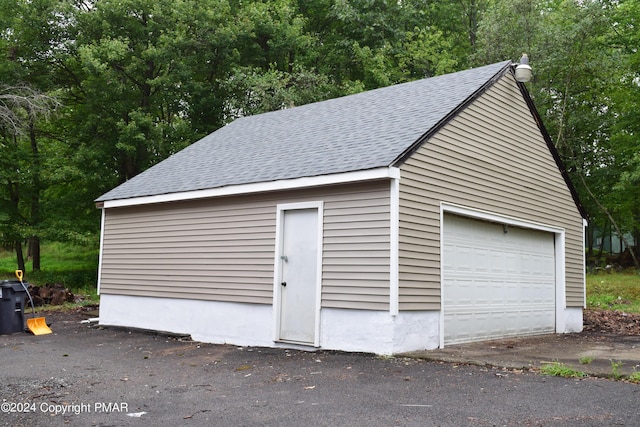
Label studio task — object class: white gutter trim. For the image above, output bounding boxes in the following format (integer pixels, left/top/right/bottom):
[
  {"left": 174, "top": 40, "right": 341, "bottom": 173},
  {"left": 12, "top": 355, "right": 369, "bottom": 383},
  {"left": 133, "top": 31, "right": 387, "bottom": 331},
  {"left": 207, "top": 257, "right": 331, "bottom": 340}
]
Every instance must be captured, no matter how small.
[{"left": 102, "top": 167, "right": 400, "bottom": 208}]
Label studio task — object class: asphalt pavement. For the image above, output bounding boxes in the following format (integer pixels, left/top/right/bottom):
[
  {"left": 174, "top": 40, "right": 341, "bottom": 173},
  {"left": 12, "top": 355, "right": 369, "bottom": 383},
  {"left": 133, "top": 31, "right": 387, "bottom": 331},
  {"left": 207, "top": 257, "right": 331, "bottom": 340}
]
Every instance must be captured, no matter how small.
[{"left": 0, "top": 309, "right": 638, "bottom": 427}]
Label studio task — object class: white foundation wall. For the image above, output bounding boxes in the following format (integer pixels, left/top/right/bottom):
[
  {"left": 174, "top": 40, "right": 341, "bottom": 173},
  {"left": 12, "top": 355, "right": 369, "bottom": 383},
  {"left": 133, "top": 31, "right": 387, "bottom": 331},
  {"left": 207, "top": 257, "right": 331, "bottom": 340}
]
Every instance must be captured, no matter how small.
[
  {"left": 99, "top": 296, "right": 580, "bottom": 353},
  {"left": 560, "top": 307, "right": 584, "bottom": 333},
  {"left": 99, "top": 295, "right": 274, "bottom": 347},
  {"left": 319, "top": 308, "right": 440, "bottom": 355},
  {"left": 100, "top": 295, "right": 442, "bottom": 354}
]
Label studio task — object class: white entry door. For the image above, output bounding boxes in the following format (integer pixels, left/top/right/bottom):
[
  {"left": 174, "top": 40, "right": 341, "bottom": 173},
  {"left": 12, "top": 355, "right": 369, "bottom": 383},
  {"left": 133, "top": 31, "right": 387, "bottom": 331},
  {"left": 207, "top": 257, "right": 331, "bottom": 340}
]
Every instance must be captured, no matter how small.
[
  {"left": 443, "top": 214, "right": 556, "bottom": 345},
  {"left": 278, "top": 207, "right": 320, "bottom": 344}
]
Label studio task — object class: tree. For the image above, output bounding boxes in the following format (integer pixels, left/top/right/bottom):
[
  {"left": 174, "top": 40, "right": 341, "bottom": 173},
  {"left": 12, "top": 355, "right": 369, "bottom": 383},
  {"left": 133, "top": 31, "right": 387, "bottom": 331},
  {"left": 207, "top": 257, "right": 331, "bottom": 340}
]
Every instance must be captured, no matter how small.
[
  {"left": 69, "top": 0, "right": 202, "bottom": 186},
  {"left": 6, "top": 0, "right": 637, "bottom": 274},
  {"left": 474, "top": 0, "right": 638, "bottom": 268},
  {"left": 298, "top": 0, "right": 463, "bottom": 90},
  {"left": 0, "top": 0, "right": 94, "bottom": 270},
  {"left": 605, "top": 0, "right": 640, "bottom": 267},
  {"left": 0, "top": 85, "right": 59, "bottom": 270},
  {"left": 0, "top": 0, "right": 75, "bottom": 271}
]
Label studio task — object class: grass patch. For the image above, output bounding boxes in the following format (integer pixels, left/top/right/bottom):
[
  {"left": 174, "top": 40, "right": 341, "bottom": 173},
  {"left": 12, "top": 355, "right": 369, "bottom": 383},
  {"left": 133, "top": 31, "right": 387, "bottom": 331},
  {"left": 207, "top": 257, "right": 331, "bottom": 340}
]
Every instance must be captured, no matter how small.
[
  {"left": 610, "top": 360, "right": 624, "bottom": 380},
  {"left": 34, "top": 296, "right": 100, "bottom": 312},
  {"left": 0, "top": 242, "right": 98, "bottom": 272},
  {"left": 0, "top": 242, "right": 98, "bottom": 291},
  {"left": 540, "top": 362, "right": 587, "bottom": 378},
  {"left": 579, "top": 356, "right": 593, "bottom": 365},
  {"left": 586, "top": 271, "right": 640, "bottom": 314},
  {"left": 629, "top": 371, "right": 640, "bottom": 384}
]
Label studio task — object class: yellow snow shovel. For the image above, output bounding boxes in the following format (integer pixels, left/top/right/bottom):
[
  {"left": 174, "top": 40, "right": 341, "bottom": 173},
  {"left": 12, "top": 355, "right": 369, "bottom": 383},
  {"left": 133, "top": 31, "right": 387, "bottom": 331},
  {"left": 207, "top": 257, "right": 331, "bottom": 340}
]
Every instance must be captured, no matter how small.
[{"left": 15, "top": 270, "right": 52, "bottom": 335}]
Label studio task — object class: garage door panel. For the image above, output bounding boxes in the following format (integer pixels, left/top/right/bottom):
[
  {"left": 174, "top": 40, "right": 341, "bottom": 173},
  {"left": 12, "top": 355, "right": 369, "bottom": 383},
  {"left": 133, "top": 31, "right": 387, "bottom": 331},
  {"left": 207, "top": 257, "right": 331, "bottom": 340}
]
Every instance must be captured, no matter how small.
[
  {"left": 446, "top": 306, "right": 556, "bottom": 343},
  {"left": 443, "top": 214, "right": 556, "bottom": 345}
]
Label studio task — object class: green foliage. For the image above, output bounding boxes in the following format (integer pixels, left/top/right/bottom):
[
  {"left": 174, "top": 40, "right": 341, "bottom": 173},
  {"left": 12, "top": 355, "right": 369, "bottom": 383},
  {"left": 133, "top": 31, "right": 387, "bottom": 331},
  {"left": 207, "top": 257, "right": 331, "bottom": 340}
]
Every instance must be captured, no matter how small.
[
  {"left": 0, "top": 0, "right": 638, "bottom": 271},
  {"left": 24, "top": 269, "right": 98, "bottom": 291},
  {"left": 0, "top": 241, "right": 98, "bottom": 270},
  {"left": 474, "top": 0, "right": 640, "bottom": 267},
  {"left": 540, "top": 362, "right": 586, "bottom": 378},
  {"left": 472, "top": 0, "right": 539, "bottom": 65},
  {"left": 0, "top": 242, "right": 98, "bottom": 290},
  {"left": 610, "top": 360, "right": 624, "bottom": 380},
  {"left": 607, "top": 0, "right": 640, "bottom": 239},
  {"left": 579, "top": 356, "right": 593, "bottom": 365},
  {"left": 72, "top": 0, "right": 217, "bottom": 184},
  {"left": 543, "top": 360, "right": 640, "bottom": 382},
  {"left": 586, "top": 272, "right": 640, "bottom": 313},
  {"left": 395, "top": 26, "right": 458, "bottom": 79},
  {"left": 222, "top": 65, "right": 340, "bottom": 117}
]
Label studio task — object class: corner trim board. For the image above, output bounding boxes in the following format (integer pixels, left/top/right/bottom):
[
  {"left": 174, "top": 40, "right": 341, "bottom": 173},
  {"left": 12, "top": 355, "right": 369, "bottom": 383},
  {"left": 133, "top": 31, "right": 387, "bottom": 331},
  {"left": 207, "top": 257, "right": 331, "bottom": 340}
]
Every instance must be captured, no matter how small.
[
  {"left": 97, "top": 208, "right": 106, "bottom": 295},
  {"left": 389, "top": 175, "right": 400, "bottom": 315}
]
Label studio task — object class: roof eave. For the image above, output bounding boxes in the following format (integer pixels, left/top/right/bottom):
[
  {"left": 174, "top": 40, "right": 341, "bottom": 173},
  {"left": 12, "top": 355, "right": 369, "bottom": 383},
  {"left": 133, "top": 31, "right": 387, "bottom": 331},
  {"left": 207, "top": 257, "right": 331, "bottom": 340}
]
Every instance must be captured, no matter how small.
[{"left": 99, "top": 166, "right": 401, "bottom": 209}]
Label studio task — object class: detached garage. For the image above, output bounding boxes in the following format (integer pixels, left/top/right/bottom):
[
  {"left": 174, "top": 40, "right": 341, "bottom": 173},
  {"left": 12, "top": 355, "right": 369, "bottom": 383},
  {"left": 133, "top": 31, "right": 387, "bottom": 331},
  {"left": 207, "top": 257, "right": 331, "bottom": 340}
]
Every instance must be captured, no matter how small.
[{"left": 96, "top": 61, "right": 587, "bottom": 354}]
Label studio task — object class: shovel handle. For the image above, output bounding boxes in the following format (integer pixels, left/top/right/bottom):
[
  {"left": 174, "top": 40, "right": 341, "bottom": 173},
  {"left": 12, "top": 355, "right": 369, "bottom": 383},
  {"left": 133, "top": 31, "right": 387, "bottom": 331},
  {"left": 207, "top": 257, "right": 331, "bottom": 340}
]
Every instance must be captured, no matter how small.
[{"left": 15, "top": 270, "right": 23, "bottom": 281}]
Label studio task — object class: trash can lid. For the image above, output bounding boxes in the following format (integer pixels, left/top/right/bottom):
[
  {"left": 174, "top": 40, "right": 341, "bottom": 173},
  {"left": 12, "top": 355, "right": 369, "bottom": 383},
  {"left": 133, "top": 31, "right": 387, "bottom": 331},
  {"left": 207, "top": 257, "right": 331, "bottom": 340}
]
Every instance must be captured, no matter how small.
[{"left": 0, "top": 280, "right": 27, "bottom": 291}]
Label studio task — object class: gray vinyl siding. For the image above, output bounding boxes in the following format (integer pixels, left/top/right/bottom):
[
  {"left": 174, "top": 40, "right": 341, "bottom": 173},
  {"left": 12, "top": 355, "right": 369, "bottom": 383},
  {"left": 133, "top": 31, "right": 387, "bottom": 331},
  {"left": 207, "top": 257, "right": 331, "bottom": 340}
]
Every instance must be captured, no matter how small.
[
  {"left": 398, "top": 73, "right": 584, "bottom": 311},
  {"left": 323, "top": 187, "right": 390, "bottom": 310},
  {"left": 99, "top": 181, "right": 390, "bottom": 310}
]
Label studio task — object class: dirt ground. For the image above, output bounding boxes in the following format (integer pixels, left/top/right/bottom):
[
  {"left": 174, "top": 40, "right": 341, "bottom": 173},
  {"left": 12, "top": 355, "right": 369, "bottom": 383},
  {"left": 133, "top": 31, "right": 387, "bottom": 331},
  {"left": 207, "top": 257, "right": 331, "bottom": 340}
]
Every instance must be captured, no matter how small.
[{"left": 583, "top": 308, "right": 640, "bottom": 335}]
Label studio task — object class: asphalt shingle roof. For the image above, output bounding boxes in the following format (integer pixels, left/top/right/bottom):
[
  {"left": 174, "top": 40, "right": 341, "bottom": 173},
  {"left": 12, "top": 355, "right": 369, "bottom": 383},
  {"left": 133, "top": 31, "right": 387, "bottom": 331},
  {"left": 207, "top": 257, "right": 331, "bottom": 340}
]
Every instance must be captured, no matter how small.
[{"left": 97, "top": 61, "right": 511, "bottom": 202}]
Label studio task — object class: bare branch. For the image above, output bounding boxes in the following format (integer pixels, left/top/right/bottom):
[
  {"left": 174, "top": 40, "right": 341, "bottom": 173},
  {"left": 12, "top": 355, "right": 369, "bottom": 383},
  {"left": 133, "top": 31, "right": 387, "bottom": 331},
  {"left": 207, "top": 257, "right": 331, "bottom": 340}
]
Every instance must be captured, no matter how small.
[{"left": 0, "top": 85, "right": 61, "bottom": 136}]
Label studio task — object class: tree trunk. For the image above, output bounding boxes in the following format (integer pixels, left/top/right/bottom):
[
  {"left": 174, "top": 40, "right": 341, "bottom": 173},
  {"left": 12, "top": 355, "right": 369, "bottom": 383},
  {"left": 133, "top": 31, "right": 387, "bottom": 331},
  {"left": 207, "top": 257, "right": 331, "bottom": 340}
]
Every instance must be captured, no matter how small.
[
  {"left": 28, "top": 121, "right": 41, "bottom": 271},
  {"left": 586, "top": 223, "right": 594, "bottom": 258},
  {"left": 29, "top": 236, "right": 40, "bottom": 271},
  {"left": 466, "top": 0, "right": 479, "bottom": 47},
  {"left": 578, "top": 172, "right": 639, "bottom": 270},
  {"left": 15, "top": 241, "right": 25, "bottom": 273},
  {"left": 597, "top": 219, "right": 607, "bottom": 261}
]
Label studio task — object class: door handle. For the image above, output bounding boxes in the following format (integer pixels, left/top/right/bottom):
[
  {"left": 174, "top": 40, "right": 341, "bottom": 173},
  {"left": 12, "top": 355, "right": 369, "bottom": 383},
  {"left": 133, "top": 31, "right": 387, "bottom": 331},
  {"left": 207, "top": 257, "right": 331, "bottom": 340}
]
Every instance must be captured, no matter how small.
[{"left": 281, "top": 282, "right": 287, "bottom": 287}]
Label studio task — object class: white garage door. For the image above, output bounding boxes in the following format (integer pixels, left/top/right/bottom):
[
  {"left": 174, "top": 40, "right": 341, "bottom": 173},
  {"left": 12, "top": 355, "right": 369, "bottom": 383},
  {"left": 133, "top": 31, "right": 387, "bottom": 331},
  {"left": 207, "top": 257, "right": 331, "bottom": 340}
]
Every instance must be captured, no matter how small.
[{"left": 443, "top": 214, "right": 556, "bottom": 345}]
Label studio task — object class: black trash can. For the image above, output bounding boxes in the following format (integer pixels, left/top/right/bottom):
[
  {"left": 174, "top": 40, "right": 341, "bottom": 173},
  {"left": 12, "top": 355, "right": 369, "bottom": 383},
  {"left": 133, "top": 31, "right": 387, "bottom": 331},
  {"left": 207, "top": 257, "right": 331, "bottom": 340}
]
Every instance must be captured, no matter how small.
[{"left": 0, "top": 280, "right": 26, "bottom": 334}]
